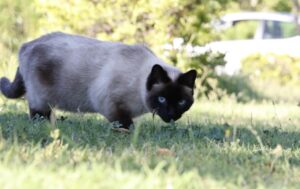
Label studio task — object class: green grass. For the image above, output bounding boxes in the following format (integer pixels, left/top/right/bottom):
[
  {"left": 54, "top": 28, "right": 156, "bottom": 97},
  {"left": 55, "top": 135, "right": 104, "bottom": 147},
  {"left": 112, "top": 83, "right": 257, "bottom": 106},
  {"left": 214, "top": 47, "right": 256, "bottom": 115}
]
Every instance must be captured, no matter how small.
[{"left": 1, "top": 97, "right": 300, "bottom": 189}]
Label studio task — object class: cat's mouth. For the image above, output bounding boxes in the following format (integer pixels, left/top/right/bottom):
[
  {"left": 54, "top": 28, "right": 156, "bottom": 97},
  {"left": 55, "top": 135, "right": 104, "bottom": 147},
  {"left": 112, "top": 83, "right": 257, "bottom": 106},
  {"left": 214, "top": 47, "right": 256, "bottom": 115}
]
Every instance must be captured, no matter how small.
[
  {"left": 152, "top": 109, "right": 182, "bottom": 123},
  {"left": 158, "top": 113, "right": 181, "bottom": 123},
  {"left": 160, "top": 116, "right": 180, "bottom": 123}
]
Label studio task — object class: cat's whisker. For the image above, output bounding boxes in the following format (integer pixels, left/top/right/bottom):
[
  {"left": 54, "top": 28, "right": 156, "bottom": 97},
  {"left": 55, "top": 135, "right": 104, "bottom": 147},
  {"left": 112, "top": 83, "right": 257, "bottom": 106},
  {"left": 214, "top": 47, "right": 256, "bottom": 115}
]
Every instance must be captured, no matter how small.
[{"left": 152, "top": 109, "right": 157, "bottom": 120}]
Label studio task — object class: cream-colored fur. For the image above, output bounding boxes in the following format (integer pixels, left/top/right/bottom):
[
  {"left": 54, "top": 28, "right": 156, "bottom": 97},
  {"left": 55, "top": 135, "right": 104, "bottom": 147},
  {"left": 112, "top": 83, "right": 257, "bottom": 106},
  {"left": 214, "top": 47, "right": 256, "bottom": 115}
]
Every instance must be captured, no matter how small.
[{"left": 18, "top": 32, "right": 181, "bottom": 120}]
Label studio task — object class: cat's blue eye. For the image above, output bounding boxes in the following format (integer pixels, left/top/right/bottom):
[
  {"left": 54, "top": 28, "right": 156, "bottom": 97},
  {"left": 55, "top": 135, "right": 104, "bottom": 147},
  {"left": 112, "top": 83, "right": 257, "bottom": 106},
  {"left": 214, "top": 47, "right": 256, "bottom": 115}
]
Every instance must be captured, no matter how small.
[
  {"left": 178, "top": 99, "right": 186, "bottom": 106},
  {"left": 158, "top": 96, "right": 166, "bottom": 104}
]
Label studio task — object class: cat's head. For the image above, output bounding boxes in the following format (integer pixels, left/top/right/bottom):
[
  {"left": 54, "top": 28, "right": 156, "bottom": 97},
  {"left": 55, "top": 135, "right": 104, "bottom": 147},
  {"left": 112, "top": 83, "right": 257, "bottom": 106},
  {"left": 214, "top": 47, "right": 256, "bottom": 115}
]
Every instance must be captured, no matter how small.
[{"left": 146, "top": 64, "right": 197, "bottom": 123}]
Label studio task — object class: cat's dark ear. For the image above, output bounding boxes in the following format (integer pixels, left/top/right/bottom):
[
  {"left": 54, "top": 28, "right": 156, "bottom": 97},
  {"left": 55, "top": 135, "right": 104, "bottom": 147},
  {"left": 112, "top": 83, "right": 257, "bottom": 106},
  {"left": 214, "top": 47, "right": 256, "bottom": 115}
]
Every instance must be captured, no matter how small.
[
  {"left": 147, "top": 64, "right": 171, "bottom": 90},
  {"left": 177, "top": 70, "right": 197, "bottom": 89}
]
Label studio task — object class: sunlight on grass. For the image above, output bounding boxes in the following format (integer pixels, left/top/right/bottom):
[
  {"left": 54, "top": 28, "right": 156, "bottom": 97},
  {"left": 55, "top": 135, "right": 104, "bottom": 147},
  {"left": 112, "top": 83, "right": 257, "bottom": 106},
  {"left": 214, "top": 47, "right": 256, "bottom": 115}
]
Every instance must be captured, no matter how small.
[{"left": 1, "top": 98, "right": 300, "bottom": 188}]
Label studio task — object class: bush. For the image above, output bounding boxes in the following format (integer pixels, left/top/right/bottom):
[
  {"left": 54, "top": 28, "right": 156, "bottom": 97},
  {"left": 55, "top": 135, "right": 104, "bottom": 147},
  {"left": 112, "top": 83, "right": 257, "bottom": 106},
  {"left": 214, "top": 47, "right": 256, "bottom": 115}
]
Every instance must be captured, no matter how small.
[
  {"left": 0, "top": 0, "right": 38, "bottom": 52},
  {"left": 217, "top": 74, "right": 263, "bottom": 102},
  {"left": 220, "top": 21, "right": 259, "bottom": 40},
  {"left": 178, "top": 52, "right": 300, "bottom": 103},
  {"left": 183, "top": 51, "right": 227, "bottom": 99},
  {"left": 163, "top": 41, "right": 227, "bottom": 99},
  {"left": 242, "top": 53, "right": 300, "bottom": 85},
  {"left": 240, "top": 53, "right": 300, "bottom": 103}
]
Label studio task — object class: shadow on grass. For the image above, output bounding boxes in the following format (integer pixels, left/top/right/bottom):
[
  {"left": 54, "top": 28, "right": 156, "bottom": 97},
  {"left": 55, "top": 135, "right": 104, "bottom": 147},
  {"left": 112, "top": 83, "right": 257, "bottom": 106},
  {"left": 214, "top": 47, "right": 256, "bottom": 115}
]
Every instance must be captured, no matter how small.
[
  {"left": 1, "top": 111, "right": 300, "bottom": 187},
  {"left": 1, "top": 112, "right": 300, "bottom": 150}
]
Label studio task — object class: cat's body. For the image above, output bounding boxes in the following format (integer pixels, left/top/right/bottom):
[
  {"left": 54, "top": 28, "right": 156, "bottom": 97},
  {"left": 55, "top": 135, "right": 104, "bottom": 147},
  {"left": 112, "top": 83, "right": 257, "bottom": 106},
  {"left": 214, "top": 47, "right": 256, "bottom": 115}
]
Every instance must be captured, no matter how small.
[{"left": 1, "top": 32, "right": 197, "bottom": 129}]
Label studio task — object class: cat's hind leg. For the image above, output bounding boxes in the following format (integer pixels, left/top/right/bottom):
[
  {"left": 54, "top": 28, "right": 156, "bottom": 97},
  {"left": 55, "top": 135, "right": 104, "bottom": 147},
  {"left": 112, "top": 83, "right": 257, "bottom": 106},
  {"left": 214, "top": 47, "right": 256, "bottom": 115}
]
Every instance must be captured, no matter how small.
[{"left": 27, "top": 91, "right": 52, "bottom": 120}]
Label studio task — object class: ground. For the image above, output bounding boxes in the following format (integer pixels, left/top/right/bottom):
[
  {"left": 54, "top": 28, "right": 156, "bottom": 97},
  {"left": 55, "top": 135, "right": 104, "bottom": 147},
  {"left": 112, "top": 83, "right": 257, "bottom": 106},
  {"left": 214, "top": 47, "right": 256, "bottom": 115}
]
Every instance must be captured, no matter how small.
[{"left": 0, "top": 98, "right": 300, "bottom": 189}]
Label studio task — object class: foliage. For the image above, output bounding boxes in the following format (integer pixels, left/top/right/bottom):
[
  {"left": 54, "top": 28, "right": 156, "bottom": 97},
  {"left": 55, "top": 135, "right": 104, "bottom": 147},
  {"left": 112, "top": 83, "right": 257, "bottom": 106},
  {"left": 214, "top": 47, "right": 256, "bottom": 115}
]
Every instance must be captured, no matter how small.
[
  {"left": 164, "top": 41, "right": 226, "bottom": 99},
  {"left": 220, "top": 21, "right": 259, "bottom": 40},
  {"left": 33, "top": 0, "right": 231, "bottom": 47},
  {"left": 242, "top": 53, "right": 300, "bottom": 85},
  {"left": 183, "top": 52, "right": 226, "bottom": 99},
  {"left": 238, "top": 53, "right": 300, "bottom": 102},
  {"left": 0, "top": 0, "right": 236, "bottom": 56},
  {"left": 0, "top": 0, "right": 38, "bottom": 53},
  {"left": 217, "top": 74, "right": 263, "bottom": 102},
  {"left": 226, "top": 0, "right": 293, "bottom": 12}
]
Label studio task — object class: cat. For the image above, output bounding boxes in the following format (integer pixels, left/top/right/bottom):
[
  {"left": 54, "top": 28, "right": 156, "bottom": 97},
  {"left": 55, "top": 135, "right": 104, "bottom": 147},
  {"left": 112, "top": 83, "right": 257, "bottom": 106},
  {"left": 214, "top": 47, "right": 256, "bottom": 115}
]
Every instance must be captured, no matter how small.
[{"left": 0, "top": 32, "right": 197, "bottom": 129}]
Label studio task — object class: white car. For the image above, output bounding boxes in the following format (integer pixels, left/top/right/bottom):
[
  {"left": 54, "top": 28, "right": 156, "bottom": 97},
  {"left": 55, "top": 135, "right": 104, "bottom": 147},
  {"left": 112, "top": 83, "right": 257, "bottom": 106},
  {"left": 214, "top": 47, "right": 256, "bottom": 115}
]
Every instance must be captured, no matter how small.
[{"left": 192, "top": 12, "right": 300, "bottom": 75}]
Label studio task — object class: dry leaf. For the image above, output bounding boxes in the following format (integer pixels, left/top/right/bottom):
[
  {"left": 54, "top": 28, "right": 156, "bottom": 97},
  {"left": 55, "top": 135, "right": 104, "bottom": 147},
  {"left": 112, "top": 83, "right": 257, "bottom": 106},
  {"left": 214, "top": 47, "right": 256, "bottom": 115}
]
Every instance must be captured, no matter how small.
[
  {"left": 271, "top": 144, "right": 283, "bottom": 157},
  {"left": 157, "top": 147, "right": 176, "bottom": 156}
]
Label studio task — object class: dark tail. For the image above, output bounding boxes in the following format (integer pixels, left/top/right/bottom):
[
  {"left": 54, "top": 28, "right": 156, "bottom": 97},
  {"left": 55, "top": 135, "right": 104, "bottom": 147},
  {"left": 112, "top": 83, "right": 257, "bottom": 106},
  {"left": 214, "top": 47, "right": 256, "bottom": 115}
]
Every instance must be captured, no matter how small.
[{"left": 0, "top": 67, "right": 25, "bottom": 98}]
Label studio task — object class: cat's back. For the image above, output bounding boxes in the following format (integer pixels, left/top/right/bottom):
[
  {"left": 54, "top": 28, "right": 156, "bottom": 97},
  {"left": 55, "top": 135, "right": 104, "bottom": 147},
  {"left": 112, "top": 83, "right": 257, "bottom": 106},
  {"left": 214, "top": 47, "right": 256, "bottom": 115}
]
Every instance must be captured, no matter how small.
[
  {"left": 18, "top": 32, "right": 177, "bottom": 81},
  {"left": 19, "top": 32, "right": 154, "bottom": 68},
  {"left": 21, "top": 32, "right": 104, "bottom": 50},
  {"left": 19, "top": 32, "right": 119, "bottom": 61},
  {"left": 18, "top": 32, "right": 123, "bottom": 79}
]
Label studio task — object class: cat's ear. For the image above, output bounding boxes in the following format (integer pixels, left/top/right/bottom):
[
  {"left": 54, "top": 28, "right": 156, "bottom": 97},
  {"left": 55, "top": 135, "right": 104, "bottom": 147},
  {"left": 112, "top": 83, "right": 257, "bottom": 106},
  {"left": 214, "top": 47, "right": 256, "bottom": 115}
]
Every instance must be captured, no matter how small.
[
  {"left": 177, "top": 70, "right": 197, "bottom": 89},
  {"left": 147, "top": 64, "right": 171, "bottom": 90}
]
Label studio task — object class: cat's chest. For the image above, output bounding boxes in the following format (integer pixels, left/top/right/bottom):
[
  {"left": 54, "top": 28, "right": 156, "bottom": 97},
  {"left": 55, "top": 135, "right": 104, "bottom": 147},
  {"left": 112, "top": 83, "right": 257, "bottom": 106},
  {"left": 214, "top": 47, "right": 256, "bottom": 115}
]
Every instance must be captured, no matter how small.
[
  {"left": 126, "top": 99, "right": 149, "bottom": 118},
  {"left": 111, "top": 89, "right": 149, "bottom": 118}
]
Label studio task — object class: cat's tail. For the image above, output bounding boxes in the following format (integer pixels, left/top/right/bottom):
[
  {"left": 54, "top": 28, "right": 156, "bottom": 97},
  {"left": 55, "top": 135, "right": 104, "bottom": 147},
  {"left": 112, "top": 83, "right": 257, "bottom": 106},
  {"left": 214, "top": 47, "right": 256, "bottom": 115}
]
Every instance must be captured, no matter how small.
[{"left": 0, "top": 67, "right": 25, "bottom": 98}]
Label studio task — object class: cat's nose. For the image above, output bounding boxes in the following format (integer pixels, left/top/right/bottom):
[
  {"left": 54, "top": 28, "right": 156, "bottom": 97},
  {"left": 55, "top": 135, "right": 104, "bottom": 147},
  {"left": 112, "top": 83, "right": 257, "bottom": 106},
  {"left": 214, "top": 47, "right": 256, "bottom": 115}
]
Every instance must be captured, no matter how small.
[
  {"left": 167, "top": 114, "right": 173, "bottom": 118},
  {"left": 167, "top": 110, "right": 175, "bottom": 118},
  {"left": 168, "top": 111, "right": 179, "bottom": 121}
]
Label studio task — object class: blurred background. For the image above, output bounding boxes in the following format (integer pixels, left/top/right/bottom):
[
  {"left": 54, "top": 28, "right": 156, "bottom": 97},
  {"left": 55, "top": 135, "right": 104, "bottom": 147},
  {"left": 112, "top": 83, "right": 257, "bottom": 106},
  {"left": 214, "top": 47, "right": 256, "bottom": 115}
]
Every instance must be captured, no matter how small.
[{"left": 1, "top": 0, "right": 300, "bottom": 104}]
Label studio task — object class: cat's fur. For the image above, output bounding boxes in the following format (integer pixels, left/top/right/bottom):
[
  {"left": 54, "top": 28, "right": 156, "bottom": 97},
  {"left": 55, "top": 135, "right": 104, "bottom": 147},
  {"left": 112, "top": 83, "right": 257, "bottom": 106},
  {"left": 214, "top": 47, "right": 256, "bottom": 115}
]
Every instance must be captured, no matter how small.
[{"left": 0, "top": 32, "right": 197, "bottom": 129}]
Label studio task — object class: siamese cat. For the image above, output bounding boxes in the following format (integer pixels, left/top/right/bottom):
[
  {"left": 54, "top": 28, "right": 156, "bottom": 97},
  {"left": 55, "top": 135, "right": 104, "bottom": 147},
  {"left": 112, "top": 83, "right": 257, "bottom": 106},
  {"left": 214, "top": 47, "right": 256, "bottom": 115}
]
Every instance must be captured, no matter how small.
[{"left": 0, "top": 32, "right": 197, "bottom": 129}]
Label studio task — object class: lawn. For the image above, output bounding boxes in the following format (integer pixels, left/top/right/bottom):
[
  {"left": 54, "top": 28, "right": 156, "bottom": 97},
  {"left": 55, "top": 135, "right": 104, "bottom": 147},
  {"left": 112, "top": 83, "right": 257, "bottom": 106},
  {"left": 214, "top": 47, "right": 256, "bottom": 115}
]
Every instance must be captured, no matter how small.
[{"left": 0, "top": 97, "right": 300, "bottom": 189}]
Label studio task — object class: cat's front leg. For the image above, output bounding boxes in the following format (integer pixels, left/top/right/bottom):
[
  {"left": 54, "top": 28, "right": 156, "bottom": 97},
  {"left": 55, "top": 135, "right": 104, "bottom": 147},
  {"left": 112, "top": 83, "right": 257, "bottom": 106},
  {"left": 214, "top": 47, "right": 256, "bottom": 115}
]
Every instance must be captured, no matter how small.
[{"left": 108, "top": 108, "right": 133, "bottom": 130}]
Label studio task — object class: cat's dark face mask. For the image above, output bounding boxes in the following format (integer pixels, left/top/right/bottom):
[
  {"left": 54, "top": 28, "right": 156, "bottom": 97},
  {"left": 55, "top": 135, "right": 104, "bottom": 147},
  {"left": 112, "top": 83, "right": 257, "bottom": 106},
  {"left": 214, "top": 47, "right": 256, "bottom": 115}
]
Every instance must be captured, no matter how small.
[{"left": 146, "top": 64, "right": 197, "bottom": 123}]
